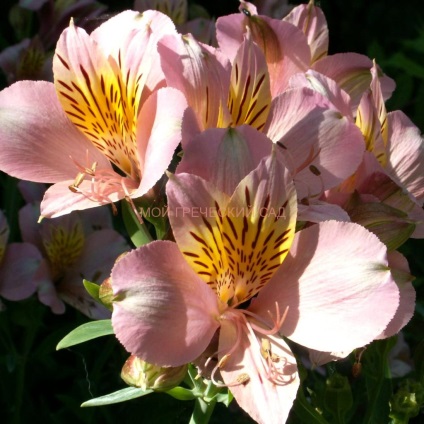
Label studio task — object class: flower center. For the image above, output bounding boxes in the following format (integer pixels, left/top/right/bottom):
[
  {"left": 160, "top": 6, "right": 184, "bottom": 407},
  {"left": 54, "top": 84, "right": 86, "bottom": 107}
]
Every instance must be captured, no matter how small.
[
  {"left": 41, "top": 217, "right": 85, "bottom": 281},
  {"left": 68, "top": 154, "right": 139, "bottom": 208},
  {"left": 207, "top": 304, "right": 294, "bottom": 387}
]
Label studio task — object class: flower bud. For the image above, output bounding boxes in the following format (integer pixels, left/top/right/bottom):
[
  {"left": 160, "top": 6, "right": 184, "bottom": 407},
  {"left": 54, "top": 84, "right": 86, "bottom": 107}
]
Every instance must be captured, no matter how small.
[
  {"left": 121, "top": 355, "right": 187, "bottom": 392},
  {"left": 98, "top": 277, "right": 114, "bottom": 310}
]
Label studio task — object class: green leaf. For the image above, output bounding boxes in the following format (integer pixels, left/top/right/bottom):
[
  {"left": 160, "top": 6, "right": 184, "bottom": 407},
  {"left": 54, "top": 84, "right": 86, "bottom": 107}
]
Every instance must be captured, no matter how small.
[
  {"left": 363, "top": 337, "right": 397, "bottom": 424},
  {"left": 122, "top": 200, "right": 153, "bottom": 247},
  {"left": 324, "top": 373, "right": 353, "bottom": 423},
  {"left": 81, "top": 387, "right": 153, "bottom": 407},
  {"left": 213, "top": 391, "right": 233, "bottom": 407},
  {"left": 291, "top": 388, "right": 330, "bottom": 424},
  {"left": 56, "top": 320, "right": 114, "bottom": 350},
  {"left": 165, "top": 386, "right": 196, "bottom": 401},
  {"left": 83, "top": 279, "right": 101, "bottom": 302}
]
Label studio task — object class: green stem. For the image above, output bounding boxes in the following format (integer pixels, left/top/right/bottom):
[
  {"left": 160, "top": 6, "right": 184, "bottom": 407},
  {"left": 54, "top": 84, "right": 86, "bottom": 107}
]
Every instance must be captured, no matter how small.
[{"left": 189, "top": 397, "right": 217, "bottom": 424}]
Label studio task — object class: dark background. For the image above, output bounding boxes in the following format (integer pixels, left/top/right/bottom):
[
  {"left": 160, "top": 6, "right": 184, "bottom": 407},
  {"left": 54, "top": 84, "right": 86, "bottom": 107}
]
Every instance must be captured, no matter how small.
[{"left": 0, "top": 1, "right": 423, "bottom": 423}]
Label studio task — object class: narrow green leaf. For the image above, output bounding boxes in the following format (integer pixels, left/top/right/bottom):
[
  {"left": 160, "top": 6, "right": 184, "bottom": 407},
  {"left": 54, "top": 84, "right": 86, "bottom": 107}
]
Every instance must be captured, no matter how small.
[
  {"left": 83, "top": 279, "right": 101, "bottom": 302},
  {"left": 363, "top": 338, "right": 396, "bottom": 424},
  {"left": 122, "top": 200, "right": 153, "bottom": 247},
  {"left": 165, "top": 386, "right": 196, "bottom": 401},
  {"left": 81, "top": 387, "right": 153, "bottom": 407},
  {"left": 56, "top": 320, "right": 113, "bottom": 350}
]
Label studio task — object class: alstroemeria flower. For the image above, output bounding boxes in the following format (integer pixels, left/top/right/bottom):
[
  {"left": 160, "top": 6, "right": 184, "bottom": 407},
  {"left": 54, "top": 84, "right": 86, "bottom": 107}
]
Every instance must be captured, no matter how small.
[
  {"left": 111, "top": 154, "right": 401, "bottom": 424},
  {"left": 218, "top": 1, "right": 395, "bottom": 112},
  {"left": 159, "top": 31, "right": 365, "bottom": 213},
  {"left": 0, "top": 210, "right": 42, "bottom": 302},
  {"left": 17, "top": 196, "right": 129, "bottom": 318},
  {"left": 321, "top": 62, "right": 424, "bottom": 243},
  {"left": 0, "top": 10, "right": 187, "bottom": 217}
]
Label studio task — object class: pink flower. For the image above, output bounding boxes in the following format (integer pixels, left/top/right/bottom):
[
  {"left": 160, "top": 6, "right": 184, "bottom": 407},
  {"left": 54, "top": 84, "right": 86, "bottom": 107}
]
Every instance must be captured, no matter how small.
[
  {"left": 16, "top": 192, "right": 129, "bottom": 318},
  {"left": 111, "top": 155, "right": 402, "bottom": 423},
  {"left": 0, "top": 210, "right": 42, "bottom": 302},
  {"left": 0, "top": 11, "right": 187, "bottom": 217},
  {"left": 159, "top": 30, "right": 365, "bottom": 216},
  {"left": 322, "top": 62, "right": 424, "bottom": 244}
]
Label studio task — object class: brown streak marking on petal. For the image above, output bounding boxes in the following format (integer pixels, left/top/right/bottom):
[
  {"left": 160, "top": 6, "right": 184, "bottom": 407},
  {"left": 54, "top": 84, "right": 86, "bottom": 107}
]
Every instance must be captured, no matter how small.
[
  {"left": 251, "top": 194, "right": 270, "bottom": 249},
  {"left": 226, "top": 216, "right": 238, "bottom": 240},
  {"left": 235, "top": 75, "right": 251, "bottom": 123},
  {"left": 251, "top": 73, "right": 265, "bottom": 98},
  {"left": 245, "top": 186, "right": 251, "bottom": 209},
  {"left": 70, "top": 103, "right": 85, "bottom": 115},
  {"left": 274, "top": 228, "right": 290, "bottom": 244},
  {"left": 73, "top": 123, "right": 88, "bottom": 130},
  {"left": 71, "top": 81, "right": 91, "bottom": 106},
  {"left": 183, "top": 251, "right": 200, "bottom": 258},
  {"left": 193, "top": 260, "right": 209, "bottom": 269},
  {"left": 269, "top": 249, "right": 288, "bottom": 261},
  {"left": 247, "top": 104, "right": 268, "bottom": 127},
  {"left": 65, "top": 110, "right": 85, "bottom": 121},
  {"left": 189, "top": 231, "right": 208, "bottom": 248},
  {"left": 223, "top": 232, "right": 235, "bottom": 251},
  {"left": 57, "top": 80, "right": 74, "bottom": 92},
  {"left": 201, "top": 216, "right": 221, "bottom": 252},
  {"left": 56, "top": 53, "right": 70, "bottom": 70},
  {"left": 205, "top": 85, "right": 209, "bottom": 124}
]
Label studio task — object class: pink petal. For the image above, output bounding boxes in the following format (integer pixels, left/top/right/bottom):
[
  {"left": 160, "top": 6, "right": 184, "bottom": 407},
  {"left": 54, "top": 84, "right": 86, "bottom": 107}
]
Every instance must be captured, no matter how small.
[
  {"left": 0, "top": 243, "right": 42, "bottom": 301},
  {"left": 17, "top": 181, "right": 46, "bottom": 203},
  {"left": 264, "top": 87, "right": 364, "bottom": 199},
  {"left": 54, "top": 19, "right": 140, "bottom": 177},
  {"left": 283, "top": 2, "right": 329, "bottom": 63},
  {"left": 168, "top": 154, "right": 298, "bottom": 305},
  {"left": 58, "top": 229, "right": 128, "bottom": 319},
  {"left": 166, "top": 171, "right": 231, "bottom": 280},
  {"left": 158, "top": 33, "right": 231, "bottom": 130},
  {"left": 308, "top": 349, "right": 350, "bottom": 368},
  {"left": 216, "top": 12, "right": 310, "bottom": 96},
  {"left": 19, "top": 203, "right": 43, "bottom": 249},
  {"left": 219, "top": 318, "right": 300, "bottom": 424},
  {"left": 35, "top": 260, "right": 66, "bottom": 314},
  {"left": 288, "top": 70, "right": 353, "bottom": 119},
  {"left": 111, "top": 241, "right": 221, "bottom": 366},
  {"left": 0, "top": 81, "right": 109, "bottom": 183},
  {"left": 386, "top": 111, "right": 424, "bottom": 205},
  {"left": 92, "top": 10, "right": 177, "bottom": 99},
  {"left": 40, "top": 180, "right": 122, "bottom": 218},
  {"left": 312, "top": 53, "right": 396, "bottom": 112},
  {"left": 180, "top": 18, "right": 216, "bottom": 45},
  {"left": 297, "top": 201, "right": 351, "bottom": 223},
  {"left": 251, "top": 221, "right": 400, "bottom": 353},
  {"left": 377, "top": 251, "right": 416, "bottom": 339},
  {"left": 176, "top": 125, "right": 273, "bottom": 195},
  {"left": 228, "top": 34, "right": 271, "bottom": 130},
  {"left": 134, "top": 87, "right": 187, "bottom": 196}
]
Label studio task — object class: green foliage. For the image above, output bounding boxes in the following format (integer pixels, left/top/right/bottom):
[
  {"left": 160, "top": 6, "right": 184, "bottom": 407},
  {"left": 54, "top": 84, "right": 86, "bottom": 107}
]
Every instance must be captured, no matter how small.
[
  {"left": 56, "top": 320, "right": 114, "bottom": 350},
  {"left": 81, "top": 387, "right": 154, "bottom": 407}
]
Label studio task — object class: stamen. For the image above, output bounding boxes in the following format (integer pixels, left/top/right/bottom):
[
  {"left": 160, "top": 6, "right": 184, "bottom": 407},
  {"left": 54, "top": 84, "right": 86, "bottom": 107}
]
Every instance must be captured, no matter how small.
[
  {"left": 243, "top": 303, "right": 289, "bottom": 335},
  {"left": 68, "top": 154, "right": 138, "bottom": 208},
  {"left": 217, "top": 353, "right": 231, "bottom": 369}
]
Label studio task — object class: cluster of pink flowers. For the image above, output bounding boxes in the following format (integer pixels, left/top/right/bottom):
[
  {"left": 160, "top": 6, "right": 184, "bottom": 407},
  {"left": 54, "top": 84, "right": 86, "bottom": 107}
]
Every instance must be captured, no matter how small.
[{"left": 0, "top": 1, "right": 422, "bottom": 423}]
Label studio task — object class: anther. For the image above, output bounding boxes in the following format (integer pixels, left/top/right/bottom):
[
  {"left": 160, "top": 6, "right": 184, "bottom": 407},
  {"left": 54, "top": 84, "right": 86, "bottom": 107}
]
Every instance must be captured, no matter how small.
[
  {"left": 235, "top": 373, "right": 250, "bottom": 384},
  {"left": 217, "top": 354, "right": 231, "bottom": 369}
]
